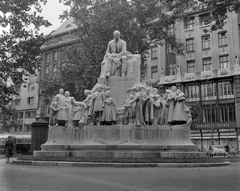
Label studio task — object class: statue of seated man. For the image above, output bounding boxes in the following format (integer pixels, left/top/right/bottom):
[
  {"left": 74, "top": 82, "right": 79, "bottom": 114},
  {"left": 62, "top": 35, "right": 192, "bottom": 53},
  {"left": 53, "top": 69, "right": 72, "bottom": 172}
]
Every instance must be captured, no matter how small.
[{"left": 102, "top": 30, "right": 128, "bottom": 78}]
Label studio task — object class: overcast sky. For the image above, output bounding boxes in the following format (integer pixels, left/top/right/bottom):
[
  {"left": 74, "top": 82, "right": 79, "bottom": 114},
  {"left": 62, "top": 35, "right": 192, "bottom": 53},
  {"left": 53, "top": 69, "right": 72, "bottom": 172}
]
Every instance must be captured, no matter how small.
[{"left": 40, "top": 0, "right": 69, "bottom": 35}]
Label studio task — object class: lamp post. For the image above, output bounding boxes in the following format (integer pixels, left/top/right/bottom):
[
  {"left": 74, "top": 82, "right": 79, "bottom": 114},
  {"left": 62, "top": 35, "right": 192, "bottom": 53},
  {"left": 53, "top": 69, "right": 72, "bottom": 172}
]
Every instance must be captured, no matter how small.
[{"left": 206, "top": 78, "right": 214, "bottom": 145}]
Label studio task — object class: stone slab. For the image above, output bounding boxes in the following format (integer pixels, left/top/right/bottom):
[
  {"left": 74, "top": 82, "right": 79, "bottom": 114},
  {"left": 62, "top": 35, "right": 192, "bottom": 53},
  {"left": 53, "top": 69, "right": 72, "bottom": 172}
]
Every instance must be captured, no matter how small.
[{"left": 98, "top": 77, "right": 139, "bottom": 108}]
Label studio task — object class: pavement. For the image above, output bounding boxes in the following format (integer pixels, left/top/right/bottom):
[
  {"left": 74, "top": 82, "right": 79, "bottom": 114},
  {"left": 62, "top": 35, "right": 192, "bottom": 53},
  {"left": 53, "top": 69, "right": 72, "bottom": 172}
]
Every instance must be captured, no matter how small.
[
  {"left": 13, "top": 159, "right": 231, "bottom": 168},
  {"left": 1, "top": 158, "right": 240, "bottom": 191}
]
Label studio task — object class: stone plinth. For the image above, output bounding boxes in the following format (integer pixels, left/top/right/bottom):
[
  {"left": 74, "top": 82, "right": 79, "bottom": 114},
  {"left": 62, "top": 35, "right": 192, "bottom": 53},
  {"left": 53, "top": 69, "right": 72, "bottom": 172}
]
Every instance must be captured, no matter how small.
[
  {"left": 34, "top": 124, "right": 206, "bottom": 159},
  {"left": 98, "top": 76, "right": 139, "bottom": 108}
]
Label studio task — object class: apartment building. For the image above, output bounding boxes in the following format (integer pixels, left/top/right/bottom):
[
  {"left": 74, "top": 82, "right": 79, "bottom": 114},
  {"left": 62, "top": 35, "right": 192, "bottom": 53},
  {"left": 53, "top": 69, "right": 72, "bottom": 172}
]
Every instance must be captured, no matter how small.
[{"left": 145, "top": 5, "right": 240, "bottom": 150}]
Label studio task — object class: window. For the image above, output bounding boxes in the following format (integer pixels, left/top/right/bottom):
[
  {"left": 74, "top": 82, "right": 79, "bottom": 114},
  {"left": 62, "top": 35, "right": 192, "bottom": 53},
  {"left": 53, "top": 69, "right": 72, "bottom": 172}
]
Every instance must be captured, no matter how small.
[
  {"left": 58, "top": 38, "right": 62, "bottom": 43},
  {"left": 18, "top": 112, "right": 23, "bottom": 119},
  {"left": 201, "top": 82, "right": 217, "bottom": 101},
  {"left": 28, "top": 82, "right": 35, "bottom": 91},
  {"left": 45, "top": 66, "right": 49, "bottom": 75},
  {"left": 218, "top": 32, "right": 228, "bottom": 46},
  {"left": 151, "top": 66, "right": 158, "bottom": 79},
  {"left": 186, "top": 38, "right": 194, "bottom": 52},
  {"left": 199, "top": 13, "right": 211, "bottom": 26},
  {"left": 203, "top": 58, "right": 212, "bottom": 71},
  {"left": 184, "top": 84, "right": 200, "bottom": 102},
  {"left": 187, "top": 60, "right": 195, "bottom": 73},
  {"left": 151, "top": 46, "right": 158, "bottom": 59},
  {"left": 54, "top": 52, "right": 58, "bottom": 62},
  {"left": 46, "top": 54, "right": 50, "bottom": 63},
  {"left": 219, "top": 103, "right": 235, "bottom": 122},
  {"left": 219, "top": 55, "right": 229, "bottom": 69},
  {"left": 202, "top": 105, "right": 217, "bottom": 123},
  {"left": 168, "top": 63, "right": 176, "bottom": 75},
  {"left": 14, "top": 98, "right": 21, "bottom": 106},
  {"left": 27, "top": 97, "right": 34, "bottom": 105},
  {"left": 218, "top": 81, "right": 234, "bottom": 99},
  {"left": 25, "top": 111, "right": 36, "bottom": 119},
  {"left": 202, "top": 36, "right": 210, "bottom": 50},
  {"left": 168, "top": 22, "right": 175, "bottom": 35},
  {"left": 185, "top": 17, "right": 195, "bottom": 29},
  {"left": 53, "top": 65, "right": 58, "bottom": 73}
]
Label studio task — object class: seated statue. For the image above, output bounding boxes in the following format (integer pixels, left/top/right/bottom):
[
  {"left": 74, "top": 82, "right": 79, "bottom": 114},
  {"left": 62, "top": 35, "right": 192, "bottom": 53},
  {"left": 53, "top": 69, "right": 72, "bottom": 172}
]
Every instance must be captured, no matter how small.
[{"left": 99, "top": 30, "right": 140, "bottom": 80}]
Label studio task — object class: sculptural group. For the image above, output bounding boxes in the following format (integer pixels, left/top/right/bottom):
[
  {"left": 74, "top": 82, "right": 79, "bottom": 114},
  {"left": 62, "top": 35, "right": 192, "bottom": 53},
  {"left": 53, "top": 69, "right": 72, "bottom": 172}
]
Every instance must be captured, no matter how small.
[
  {"left": 118, "top": 84, "right": 191, "bottom": 126},
  {"left": 49, "top": 84, "right": 117, "bottom": 127},
  {"left": 49, "top": 83, "right": 191, "bottom": 127},
  {"left": 48, "top": 30, "right": 191, "bottom": 127}
]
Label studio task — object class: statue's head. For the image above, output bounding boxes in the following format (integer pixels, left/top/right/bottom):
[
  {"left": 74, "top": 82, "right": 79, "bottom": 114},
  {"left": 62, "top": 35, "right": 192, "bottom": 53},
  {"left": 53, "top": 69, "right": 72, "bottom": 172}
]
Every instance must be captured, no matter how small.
[
  {"left": 105, "top": 91, "right": 110, "bottom": 97},
  {"left": 153, "top": 88, "right": 158, "bottom": 94},
  {"left": 163, "top": 94, "right": 167, "bottom": 99},
  {"left": 52, "top": 101, "right": 58, "bottom": 107},
  {"left": 113, "top": 30, "right": 120, "bottom": 41},
  {"left": 59, "top": 88, "right": 64, "bottom": 94},
  {"left": 65, "top": 91, "right": 70, "bottom": 97},
  {"left": 171, "top": 86, "right": 177, "bottom": 92}
]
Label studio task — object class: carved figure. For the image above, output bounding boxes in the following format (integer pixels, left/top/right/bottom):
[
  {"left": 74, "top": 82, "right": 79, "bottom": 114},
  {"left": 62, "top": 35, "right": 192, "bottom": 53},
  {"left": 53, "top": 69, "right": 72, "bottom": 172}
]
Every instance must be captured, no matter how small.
[
  {"left": 129, "top": 86, "right": 146, "bottom": 125},
  {"left": 102, "top": 91, "right": 117, "bottom": 125},
  {"left": 79, "top": 90, "right": 92, "bottom": 126},
  {"left": 159, "top": 94, "right": 169, "bottom": 125},
  {"left": 65, "top": 91, "right": 75, "bottom": 126},
  {"left": 172, "top": 89, "right": 187, "bottom": 124},
  {"left": 49, "top": 101, "right": 58, "bottom": 126},
  {"left": 92, "top": 86, "right": 105, "bottom": 125},
  {"left": 167, "top": 86, "right": 177, "bottom": 124},
  {"left": 142, "top": 87, "right": 154, "bottom": 125},
  {"left": 100, "top": 30, "right": 140, "bottom": 79},
  {"left": 53, "top": 88, "right": 67, "bottom": 126}
]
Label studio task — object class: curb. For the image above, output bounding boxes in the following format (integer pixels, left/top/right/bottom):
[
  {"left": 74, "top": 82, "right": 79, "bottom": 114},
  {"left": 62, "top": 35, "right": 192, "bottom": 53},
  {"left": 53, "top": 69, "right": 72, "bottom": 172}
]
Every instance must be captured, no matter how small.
[{"left": 12, "top": 160, "right": 231, "bottom": 168}]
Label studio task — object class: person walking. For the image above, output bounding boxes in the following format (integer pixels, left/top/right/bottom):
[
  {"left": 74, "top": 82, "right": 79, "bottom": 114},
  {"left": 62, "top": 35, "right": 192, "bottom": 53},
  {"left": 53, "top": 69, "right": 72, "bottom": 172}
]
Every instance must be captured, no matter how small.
[{"left": 4, "top": 136, "right": 14, "bottom": 163}]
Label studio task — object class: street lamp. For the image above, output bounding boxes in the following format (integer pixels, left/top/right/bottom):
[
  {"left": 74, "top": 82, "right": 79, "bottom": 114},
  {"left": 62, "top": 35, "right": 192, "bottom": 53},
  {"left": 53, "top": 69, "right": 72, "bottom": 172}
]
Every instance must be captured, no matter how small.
[{"left": 206, "top": 78, "right": 214, "bottom": 145}]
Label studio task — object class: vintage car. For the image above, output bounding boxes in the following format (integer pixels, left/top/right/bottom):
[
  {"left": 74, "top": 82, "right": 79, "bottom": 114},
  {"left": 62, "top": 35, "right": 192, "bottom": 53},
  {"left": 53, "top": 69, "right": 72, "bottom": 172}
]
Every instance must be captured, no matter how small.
[{"left": 207, "top": 145, "right": 227, "bottom": 157}]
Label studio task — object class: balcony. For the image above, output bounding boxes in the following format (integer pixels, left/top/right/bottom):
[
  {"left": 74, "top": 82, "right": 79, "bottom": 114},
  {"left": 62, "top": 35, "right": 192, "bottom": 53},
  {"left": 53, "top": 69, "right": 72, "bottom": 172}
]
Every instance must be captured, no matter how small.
[{"left": 156, "top": 64, "right": 240, "bottom": 86}]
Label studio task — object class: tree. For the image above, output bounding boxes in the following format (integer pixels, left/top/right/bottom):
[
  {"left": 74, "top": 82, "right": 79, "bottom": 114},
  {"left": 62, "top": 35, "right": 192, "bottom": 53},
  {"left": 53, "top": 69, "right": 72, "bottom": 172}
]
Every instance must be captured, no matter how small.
[
  {"left": 0, "top": 0, "right": 51, "bottom": 112},
  {"left": 40, "top": 0, "right": 186, "bottom": 102}
]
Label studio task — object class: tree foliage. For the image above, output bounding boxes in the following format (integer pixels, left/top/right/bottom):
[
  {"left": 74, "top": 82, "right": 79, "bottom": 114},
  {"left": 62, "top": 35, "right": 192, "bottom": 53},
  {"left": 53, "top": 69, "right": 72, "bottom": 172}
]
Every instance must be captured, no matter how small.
[
  {"left": 41, "top": 0, "right": 187, "bottom": 102},
  {"left": 41, "top": 0, "right": 240, "bottom": 103},
  {"left": 0, "top": 0, "right": 51, "bottom": 112}
]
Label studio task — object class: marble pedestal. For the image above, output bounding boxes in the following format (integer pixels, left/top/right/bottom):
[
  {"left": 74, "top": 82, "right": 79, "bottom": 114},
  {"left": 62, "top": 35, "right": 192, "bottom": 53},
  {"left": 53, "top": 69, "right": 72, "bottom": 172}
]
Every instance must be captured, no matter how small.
[
  {"left": 98, "top": 76, "right": 140, "bottom": 108},
  {"left": 34, "top": 124, "right": 206, "bottom": 159}
]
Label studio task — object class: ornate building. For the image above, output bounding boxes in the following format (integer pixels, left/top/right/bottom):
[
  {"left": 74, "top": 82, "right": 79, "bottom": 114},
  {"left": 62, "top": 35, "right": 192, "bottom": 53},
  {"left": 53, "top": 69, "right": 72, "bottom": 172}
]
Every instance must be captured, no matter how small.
[{"left": 145, "top": 4, "right": 240, "bottom": 150}]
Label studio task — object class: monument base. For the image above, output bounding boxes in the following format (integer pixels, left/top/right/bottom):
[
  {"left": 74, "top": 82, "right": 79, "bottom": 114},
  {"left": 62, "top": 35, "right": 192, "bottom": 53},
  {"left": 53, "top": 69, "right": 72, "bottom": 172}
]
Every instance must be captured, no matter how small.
[
  {"left": 34, "top": 124, "right": 206, "bottom": 159},
  {"left": 98, "top": 76, "right": 139, "bottom": 108}
]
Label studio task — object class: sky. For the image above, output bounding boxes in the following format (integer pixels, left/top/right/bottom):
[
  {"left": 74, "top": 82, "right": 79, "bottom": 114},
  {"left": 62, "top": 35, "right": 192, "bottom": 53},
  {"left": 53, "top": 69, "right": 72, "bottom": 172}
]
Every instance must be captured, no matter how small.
[{"left": 39, "top": 1, "right": 69, "bottom": 35}]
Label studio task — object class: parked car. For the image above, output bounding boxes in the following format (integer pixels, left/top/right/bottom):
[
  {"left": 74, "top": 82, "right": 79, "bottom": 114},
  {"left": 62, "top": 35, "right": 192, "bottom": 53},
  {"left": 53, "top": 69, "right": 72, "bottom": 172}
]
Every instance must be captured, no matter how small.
[
  {"left": 207, "top": 145, "right": 227, "bottom": 157},
  {"left": 229, "top": 147, "right": 238, "bottom": 155}
]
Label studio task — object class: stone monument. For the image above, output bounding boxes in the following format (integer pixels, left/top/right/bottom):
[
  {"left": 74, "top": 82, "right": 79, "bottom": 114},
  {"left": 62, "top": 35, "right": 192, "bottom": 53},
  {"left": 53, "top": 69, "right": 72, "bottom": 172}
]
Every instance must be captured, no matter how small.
[{"left": 34, "top": 31, "right": 206, "bottom": 160}]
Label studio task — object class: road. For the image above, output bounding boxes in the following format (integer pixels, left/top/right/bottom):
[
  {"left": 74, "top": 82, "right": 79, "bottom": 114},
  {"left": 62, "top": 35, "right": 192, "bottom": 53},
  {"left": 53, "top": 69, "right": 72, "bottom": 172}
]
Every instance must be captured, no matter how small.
[{"left": 0, "top": 157, "right": 239, "bottom": 191}]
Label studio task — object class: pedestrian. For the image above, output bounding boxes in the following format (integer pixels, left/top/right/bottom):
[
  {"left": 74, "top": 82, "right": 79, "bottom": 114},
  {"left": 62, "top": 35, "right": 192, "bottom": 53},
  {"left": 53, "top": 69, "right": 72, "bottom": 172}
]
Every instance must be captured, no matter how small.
[{"left": 4, "top": 136, "right": 14, "bottom": 163}]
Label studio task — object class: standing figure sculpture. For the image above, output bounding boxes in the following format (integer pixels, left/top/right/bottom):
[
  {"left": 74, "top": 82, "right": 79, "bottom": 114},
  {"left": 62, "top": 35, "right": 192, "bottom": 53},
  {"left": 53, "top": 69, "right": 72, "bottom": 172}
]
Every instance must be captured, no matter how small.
[
  {"left": 102, "top": 91, "right": 117, "bottom": 125},
  {"left": 167, "top": 86, "right": 177, "bottom": 125},
  {"left": 160, "top": 93, "right": 169, "bottom": 125},
  {"left": 53, "top": 88, "right": 67, "bottom": 126},
  {"left": 49, "top": 100, "right": 59, "bottom": 126},
  {"left": 101, "top": 30, "right": 128, "bottom": 78},
  {"left": 92, "top": 86, "right": 105, "bottom": 125},
  {"left": 172, "top": 89, "right": 187, "bottom": 124},
  {"left": 65, "top": 91, "right": 75, "bottom": 126}
]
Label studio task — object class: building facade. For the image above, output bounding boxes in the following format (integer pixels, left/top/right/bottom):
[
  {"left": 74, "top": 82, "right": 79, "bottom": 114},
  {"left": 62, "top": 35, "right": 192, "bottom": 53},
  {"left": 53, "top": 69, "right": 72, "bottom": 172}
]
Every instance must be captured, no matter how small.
[
  {"left": 146, "top": 5, "right": 240, "bottom": 150},
  {"left": 38, "top": 18, "right": 77, "bottom": 118},
  {"left": 13, "top": 74, "right": 39, "bottom": 133}
]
